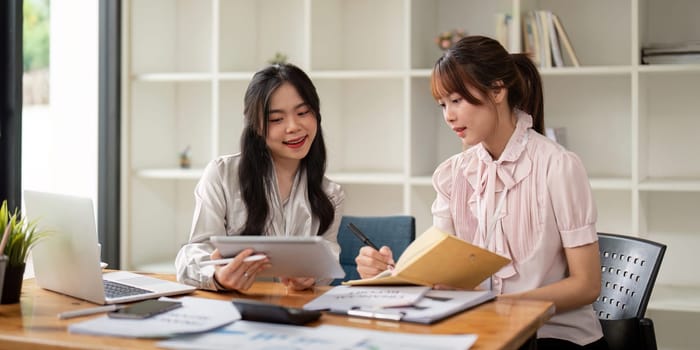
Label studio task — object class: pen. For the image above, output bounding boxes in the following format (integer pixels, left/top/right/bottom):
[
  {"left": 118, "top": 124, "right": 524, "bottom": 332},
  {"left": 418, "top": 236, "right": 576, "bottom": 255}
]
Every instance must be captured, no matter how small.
[
  {"left": 198, "top": 254, "right": 267, "bottom": 267},
  {"left": 346, "top": 308, "right": 404, "bottom": 321},
  {"left": 348, "top": 223, "right": 379, "bottom": 250},
  {"left": 58, "top": 304, "right": 123, "bottom": 320},
  {"left": 348, "top": 223, "right": 395, "bottom": 270}
]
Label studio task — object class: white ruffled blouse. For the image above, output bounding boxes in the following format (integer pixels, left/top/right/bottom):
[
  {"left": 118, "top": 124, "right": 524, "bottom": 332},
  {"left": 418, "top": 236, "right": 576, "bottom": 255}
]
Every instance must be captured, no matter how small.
[{"left": 175, "top": 153, "right": 345, "bottom": 291}]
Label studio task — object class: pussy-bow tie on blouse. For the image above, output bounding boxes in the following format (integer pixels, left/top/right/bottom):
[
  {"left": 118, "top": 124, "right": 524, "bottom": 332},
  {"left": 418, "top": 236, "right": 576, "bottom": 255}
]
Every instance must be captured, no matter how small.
[{"left": 465, "top": 113, "right": 533, "bottom": 280}]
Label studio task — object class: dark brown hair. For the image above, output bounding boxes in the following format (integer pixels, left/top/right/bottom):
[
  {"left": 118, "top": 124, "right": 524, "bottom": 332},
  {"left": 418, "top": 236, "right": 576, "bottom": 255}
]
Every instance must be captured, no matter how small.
[
  {"left": 430, "top": 35, "right": 544, "bottom": 134},
  {"left": 238, "top": 63, "right": 334, "bottom": 236}
]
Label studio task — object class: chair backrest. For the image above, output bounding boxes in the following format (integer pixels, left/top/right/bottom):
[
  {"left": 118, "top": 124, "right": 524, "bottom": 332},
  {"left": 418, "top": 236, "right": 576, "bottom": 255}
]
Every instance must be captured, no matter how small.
[
  {"left": 594, "top": 233, "right": 666, "bottom": 320},
  {"left": 333, "top": 215, "right": 416, "bottom": 285}
]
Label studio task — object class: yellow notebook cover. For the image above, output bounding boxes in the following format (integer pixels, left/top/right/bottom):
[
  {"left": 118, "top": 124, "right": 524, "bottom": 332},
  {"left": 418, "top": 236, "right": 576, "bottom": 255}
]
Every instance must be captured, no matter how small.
[{"left": 343, "top": 227, "right": 511, "bottom": 290}]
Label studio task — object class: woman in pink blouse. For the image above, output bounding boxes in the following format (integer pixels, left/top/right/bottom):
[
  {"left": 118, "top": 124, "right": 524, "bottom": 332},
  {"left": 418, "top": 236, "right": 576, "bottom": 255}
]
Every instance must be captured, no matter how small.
[{"left": 355, "top": 36, "right": 607, "bottom": 350}]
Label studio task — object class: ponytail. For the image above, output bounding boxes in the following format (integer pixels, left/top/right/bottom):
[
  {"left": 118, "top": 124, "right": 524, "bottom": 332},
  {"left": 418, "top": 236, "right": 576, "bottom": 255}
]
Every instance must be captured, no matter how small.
[{"left": 511, "top": 53, "right": 544, "bottom": 134}]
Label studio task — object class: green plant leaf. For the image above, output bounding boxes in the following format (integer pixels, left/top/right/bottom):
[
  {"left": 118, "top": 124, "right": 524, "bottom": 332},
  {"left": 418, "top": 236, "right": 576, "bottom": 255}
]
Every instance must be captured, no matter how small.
[{"left": 1, "top": 200, "right": 51, "bottom": 266}]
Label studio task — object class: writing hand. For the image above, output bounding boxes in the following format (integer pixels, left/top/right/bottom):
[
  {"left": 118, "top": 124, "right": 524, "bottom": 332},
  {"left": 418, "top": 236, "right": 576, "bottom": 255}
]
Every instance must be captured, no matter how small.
[{"left": 355, "top": 245, "right": 395, "bottom": 279}]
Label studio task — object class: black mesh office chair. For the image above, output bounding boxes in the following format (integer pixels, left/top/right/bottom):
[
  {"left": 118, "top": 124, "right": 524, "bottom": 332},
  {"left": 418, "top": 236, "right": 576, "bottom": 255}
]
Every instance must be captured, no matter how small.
[
  {"left": 332, "top": 215, "right": 415, "bottom": 285},
  {"left": 595, "top": 233, "right": 666, "bottom": 350}
]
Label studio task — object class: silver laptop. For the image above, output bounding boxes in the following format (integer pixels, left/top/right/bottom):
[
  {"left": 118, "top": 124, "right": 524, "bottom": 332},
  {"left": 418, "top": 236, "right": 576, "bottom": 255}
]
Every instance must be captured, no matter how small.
[{"left": 24, "top": 190, "right": 196, "bottom": 305}]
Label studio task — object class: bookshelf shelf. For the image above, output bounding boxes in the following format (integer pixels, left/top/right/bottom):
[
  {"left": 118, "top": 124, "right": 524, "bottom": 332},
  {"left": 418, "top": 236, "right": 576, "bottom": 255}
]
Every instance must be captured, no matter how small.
[
  {"left": 588, "top": 177, "right": 634, "bottom": 190},
  {"left": 218, "top": 72, "right": 256, "bottom": 81},
  {"left": 310, "top": 70, "right": 408, "bottom": 80},
  {"left": 133, "top": 73, "right": 214, "bottom": 82},
  {"left": 638, "top": 64, "right": 700, "bottom": 74},
  {"left": 539, "top": 66, "right": 633, "bottom": 76},
  {"left": 136, "top": 168, "right": 203, "bottom": 180},
  {"left": 326, "top": 172, "right": 406, "bottom": 185},
  {"left": 638, "top": 179, "right": 700, "bottom": 192},
  {"left": 122, "top": 2, "right": 700, "bottom": 332}
]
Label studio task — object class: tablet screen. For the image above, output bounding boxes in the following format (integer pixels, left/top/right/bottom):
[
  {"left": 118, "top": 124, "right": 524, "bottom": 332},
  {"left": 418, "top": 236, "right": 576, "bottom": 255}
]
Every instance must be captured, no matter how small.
[{"left": 210, "top": 236, "right": 345, "bottom": 279}]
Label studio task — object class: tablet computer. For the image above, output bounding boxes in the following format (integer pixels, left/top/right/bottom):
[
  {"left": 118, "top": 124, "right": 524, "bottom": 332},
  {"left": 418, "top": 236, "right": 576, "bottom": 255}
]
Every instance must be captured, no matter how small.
[{"left": 209, "top": 236, "right": 345, "bottom": 279}]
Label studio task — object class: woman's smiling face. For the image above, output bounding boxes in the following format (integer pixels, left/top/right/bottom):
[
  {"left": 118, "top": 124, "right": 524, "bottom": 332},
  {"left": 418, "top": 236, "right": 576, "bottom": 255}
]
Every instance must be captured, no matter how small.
[{"left": 265, "top": 82, "right": 317, "bottom": 166}]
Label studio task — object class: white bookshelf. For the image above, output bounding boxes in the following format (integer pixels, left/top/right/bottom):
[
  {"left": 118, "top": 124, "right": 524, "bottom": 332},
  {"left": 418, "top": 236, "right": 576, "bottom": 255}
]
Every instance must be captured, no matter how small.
[{"left": 122, "top": 0, "right": 700, "bottom": 329}]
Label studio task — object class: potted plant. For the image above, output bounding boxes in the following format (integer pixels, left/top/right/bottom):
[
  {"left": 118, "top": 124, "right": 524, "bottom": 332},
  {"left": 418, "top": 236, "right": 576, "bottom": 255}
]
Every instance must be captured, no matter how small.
[{"left": 0, "top": 200, "right": 48, "bottom": 304}]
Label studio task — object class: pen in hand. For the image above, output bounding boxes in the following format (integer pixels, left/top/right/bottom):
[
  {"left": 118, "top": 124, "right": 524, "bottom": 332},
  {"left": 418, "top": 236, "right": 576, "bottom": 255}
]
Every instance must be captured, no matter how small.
[
  {"left": 348, "top": 223, "right": 394, "bottom": 270},
  {"left": 198, "top": 254, "right": 267, "bottom": 267},
  {"left": 348, "top": 223, "right": 379, "bottom": 250}
]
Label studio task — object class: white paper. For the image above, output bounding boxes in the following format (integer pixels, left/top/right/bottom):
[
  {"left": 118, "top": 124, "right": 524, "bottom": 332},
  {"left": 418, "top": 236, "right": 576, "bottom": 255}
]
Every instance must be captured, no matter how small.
[
  {"left": 158, "top": 320, "right": 477, "bottom": 350},
  {"left": 375, "top": 290, "right": 496, "bottom": 324},
  {"left": 68, "top": 296, "right": 240, "bottom": 338},
  {"left": 303, "top": 285, "right": 431, "bottom": 311}
]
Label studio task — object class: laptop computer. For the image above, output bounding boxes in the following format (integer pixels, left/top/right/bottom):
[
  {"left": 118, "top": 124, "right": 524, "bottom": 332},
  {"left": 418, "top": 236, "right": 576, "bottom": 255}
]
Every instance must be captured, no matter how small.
[{"left": 24, "top": 190, "right": 196, "bottom": 305}]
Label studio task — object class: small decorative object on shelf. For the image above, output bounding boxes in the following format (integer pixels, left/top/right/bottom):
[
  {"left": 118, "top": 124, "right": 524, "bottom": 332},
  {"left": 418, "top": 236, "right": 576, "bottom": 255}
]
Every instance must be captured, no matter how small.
[
  {"left": 267, "top": 52, "right": 288, "bottom": 65},
  {"left": 435, "top": 29, "right": 466, "bottom": 51},
  {"left": 1, "top": 200, "right": 49, "bottom": 304},
  {"left": 179, "top": 145, "right": 191, "bottom": 169}
]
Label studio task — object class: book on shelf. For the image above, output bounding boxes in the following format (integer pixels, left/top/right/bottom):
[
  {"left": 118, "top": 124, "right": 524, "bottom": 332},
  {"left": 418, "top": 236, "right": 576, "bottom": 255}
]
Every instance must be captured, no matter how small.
[
  {"left": 495, "top": 12, "right": 511, "bottom": 51},
  {"left": 551, "top": 13, "right": 580, "bottom": 67},
  {"left": 343, "top": 227, "right": 511, "bottom": 290},
  {"left": 642, "top": 41, "right": 700, "bottom": 65},
  {"left": 642, "top": 41, "right": 700, "bottom": 55},
  {"left": 642, "top": 53, "right": 700, "bottom": 65},
  {"left": 522, "top": 10, "right": 580, "bottom": 68},
  {"left": 536, "top": 11, "right": 552, "bottom": 68},
  {"left": 522, "top": 12, "right": 541, "bottom": 66},
  {"left": 545, "top": 11, "right": 564, "bottom": 67}
]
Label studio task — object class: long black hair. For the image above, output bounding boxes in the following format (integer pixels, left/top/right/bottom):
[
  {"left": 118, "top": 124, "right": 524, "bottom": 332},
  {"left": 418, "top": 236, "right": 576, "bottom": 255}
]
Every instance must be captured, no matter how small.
[
  {"left": 238, "top": 63, "right": 334, "bottom": 236},
  {"left": 431, "top": 35, "right": 544, "bottom": 134}
]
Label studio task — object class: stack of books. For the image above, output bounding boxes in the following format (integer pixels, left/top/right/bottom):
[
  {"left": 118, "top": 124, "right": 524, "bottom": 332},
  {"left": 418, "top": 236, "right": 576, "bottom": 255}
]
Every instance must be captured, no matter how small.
[
  {"left": 521, "top": 10, "right": 580, "bottom": 68},
  {"left": 642, "top": 41, "right": 700, "bottom": 65}
]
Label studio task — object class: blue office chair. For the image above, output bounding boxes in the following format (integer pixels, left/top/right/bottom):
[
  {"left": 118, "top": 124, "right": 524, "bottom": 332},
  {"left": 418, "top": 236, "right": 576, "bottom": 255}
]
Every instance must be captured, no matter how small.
[
  {"left": 594, "top": 233, "right": 666, "bottom": 350},
  {"left": 332, "top": 215, "right": 416, "bottom": 285}
]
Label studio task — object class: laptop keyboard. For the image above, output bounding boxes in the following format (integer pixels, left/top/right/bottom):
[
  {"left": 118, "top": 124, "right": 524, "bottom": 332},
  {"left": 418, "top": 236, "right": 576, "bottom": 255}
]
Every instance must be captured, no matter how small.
[{"left": 103, "top": 280, "right": 152, "bottom": 299}]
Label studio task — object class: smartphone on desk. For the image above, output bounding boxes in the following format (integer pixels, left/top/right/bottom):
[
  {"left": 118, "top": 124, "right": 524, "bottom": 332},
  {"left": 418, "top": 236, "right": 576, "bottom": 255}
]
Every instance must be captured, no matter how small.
[{"left": 108, "top": 299, "right": 182, "bottom": 319}]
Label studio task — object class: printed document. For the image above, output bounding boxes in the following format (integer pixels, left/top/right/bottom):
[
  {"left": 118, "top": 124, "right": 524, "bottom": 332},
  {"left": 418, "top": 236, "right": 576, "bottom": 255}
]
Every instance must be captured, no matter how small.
[
  {"left": 68, "top": 296, "right": 240, "bottom": 338},
  {"left": 158, "top": 320, "right": 477, "bottom": 350},
  {"left": 303, "top": 285, "right": 431, "bottom": 310}
]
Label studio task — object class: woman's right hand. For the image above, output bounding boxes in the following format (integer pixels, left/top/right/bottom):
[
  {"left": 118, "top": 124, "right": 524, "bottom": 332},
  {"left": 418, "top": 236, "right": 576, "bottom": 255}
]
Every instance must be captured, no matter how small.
[
  {"left": 355, "top": 246, "right": 395, "bottom": 279},
  {"left": 211, "top": 248, "right": 270, "bottom": 291}
]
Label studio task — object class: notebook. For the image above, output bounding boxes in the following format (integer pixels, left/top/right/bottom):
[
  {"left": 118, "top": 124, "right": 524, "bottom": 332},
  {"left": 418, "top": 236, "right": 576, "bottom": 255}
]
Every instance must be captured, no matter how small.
[{"left": 24, "top": 190, "right": 196, "bottom": 305}]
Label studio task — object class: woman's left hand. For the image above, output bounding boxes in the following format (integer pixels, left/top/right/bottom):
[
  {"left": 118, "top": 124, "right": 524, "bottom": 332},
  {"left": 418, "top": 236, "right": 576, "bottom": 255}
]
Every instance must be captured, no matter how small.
[{"left": 280, "top": 277, "right": 315, "bottom": 290}]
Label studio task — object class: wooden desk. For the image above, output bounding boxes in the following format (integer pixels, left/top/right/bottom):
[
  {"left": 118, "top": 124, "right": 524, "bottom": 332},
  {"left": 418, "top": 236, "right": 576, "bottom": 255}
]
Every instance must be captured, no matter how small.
[{"left": 0, "top": 275, "right": 554, "bottom": 350}]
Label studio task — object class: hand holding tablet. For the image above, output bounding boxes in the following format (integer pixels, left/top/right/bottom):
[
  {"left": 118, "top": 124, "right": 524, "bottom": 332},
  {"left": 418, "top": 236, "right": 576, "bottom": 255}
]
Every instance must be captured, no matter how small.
[{"left": 209, "top": 236, "right": 345, "bottom": 279}]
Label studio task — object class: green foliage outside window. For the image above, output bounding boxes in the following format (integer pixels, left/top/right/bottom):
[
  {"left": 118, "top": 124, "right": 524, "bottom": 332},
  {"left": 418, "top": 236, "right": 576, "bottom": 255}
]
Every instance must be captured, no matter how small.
[{"left": 24, "top": 0, "right": 50, "bottom": 72}]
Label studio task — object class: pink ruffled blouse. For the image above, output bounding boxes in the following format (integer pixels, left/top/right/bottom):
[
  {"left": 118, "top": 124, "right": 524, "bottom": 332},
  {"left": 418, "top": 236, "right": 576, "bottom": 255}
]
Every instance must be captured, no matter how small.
[{"left": 431, "top": 111, "right": 603, "bottom": 345}]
